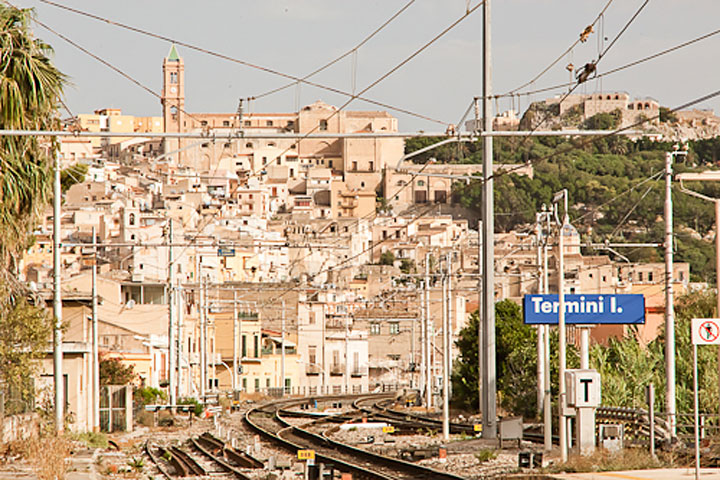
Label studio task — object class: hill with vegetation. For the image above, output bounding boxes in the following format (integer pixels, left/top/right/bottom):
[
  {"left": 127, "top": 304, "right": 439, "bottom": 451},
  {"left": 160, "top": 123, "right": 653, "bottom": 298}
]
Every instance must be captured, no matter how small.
[{"left": 405, "top": 130, "right": 720, "bottom": 283}]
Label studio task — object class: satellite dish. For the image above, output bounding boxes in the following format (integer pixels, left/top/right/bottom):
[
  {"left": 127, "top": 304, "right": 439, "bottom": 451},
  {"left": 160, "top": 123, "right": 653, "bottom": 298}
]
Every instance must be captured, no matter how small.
[{"left": 126, "top": 299, "right": 136, "bottom": 309}]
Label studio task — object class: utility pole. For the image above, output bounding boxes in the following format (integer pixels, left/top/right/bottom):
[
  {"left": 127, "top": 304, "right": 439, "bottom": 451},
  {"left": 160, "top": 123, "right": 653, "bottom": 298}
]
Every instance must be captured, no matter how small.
[
  {"left": 177, "top": 282, "right": 184, "bottom": 397},
  {"left": 419, "top": 279, "right": 426, "bottom": 402},
  {"left": 199, "top": 266, "right": 206, "bottom": 401},
  {"left": 481, "top": 0, "right": 497, "bottom": 439},
  {"left": 535, "top": 219, "right": 544, "bottom": 419},
  {"left": 447, "top": 252, "right": 453, "bottom": 397},
  {"left": 425, "top": 253, "right": 432, "bottom": 409},
  {"left": 91, "top": 226, "right": 99, "bottom": 432},
  {"left": 477, "top": 220, "right": 483, "bottom": 415},
  {"left": 664, "top": 151, "right": 677, "bottom": 437},
  {"left": 556, "top": 190, "right": 569, "bottom": 462},
  {"left": 442, "top": 264, "right": 450, "bottom": 441},
  {"left": 167, "top": 219, "right": 175, "bottom": 406},
  {"left": 233, "top": 290, "right": 238, "bottom": 392},
  {"left": 53, "top": 152, "right": 63, "bottom": 434},
  {"left": 282, "top": 299, "right": 287, "bottom": 396},
  {"left": 542, "top": 207, "right": 552, "bottom": 452}
]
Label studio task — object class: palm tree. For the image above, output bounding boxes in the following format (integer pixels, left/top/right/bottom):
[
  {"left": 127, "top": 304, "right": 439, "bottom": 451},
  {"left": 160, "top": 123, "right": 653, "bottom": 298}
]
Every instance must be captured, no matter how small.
[
  {"left": 0, "top": 4, "right": 65, "bottom": 402},
  {"left": 0, "top": 4, "right": 65, "bottom": 271}
]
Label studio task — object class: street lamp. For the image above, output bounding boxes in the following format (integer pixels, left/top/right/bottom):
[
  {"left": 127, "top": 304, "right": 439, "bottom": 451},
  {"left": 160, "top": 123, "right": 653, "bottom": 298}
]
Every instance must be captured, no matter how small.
[
  {"left": 552, "top": 189, "right": 569, "bottom": 462},
  {"left": 677, "top": 170, "right": 720, "bottom": 416}
]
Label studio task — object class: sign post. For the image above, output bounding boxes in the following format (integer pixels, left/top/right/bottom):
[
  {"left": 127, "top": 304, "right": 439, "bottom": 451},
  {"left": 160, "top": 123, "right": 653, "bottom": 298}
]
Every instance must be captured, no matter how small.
[
  {"left": 524, "top": 294, "right": 644, "bottom": 456},
  {"left": 691, "top": 318, "right": 720, "bottom": 480}
]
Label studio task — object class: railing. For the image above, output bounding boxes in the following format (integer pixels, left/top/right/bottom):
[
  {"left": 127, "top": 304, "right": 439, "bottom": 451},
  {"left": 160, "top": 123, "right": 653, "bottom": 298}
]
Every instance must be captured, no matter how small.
[
  {"left": 330, "top": 364, "right": 345, "bottom": 376},
  {"left": 305, "top": 364, "right": 322, "bottom": 376}
]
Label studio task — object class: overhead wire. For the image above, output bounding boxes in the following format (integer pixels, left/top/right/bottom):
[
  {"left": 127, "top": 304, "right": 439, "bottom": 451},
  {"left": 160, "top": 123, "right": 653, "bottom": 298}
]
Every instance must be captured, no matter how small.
[
  {"left": 250, "top": 0, "right": 417, "bottom": 101},
  {"left": 503, "top": 0, "right": 615, "bottom": 96},
  {"left": 36, "top": 0, "right": 447, "bottom": 126},
  {"left": 177, "top": 1, "right": 486, "bottom": 265}
]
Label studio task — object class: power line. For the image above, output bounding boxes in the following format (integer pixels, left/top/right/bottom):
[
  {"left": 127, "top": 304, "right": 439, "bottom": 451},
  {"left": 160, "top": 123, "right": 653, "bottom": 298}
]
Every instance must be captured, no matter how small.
[
  {"left": 497, "top": 13, "right": 720, "bottom": 101},
  {"left": 504, "top": 0, "right": 615, "bottom": 96},
  {"left": 250, "top": 0, "right": 417, "bottom": 101},
  {"left": 36, "top": 0, "right": 448, "bottom": 126},
  {"left": 178, "top": 1, "right": 485, "bottom": 265}
]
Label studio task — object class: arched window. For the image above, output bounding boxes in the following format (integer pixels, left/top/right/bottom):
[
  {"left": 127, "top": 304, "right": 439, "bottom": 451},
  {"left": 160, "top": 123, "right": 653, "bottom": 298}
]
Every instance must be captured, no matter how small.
[{"left": 129, "top": 213, "right": 136, "bottom": 226}]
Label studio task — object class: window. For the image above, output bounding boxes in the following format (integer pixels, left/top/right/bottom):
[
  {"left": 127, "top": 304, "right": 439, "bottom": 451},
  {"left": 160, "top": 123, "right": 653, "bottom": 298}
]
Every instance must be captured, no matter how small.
[
  {"left": 266, "top": 120, "right": 273, "bottom": 127},
  {"left": 242, "top": 335, "right": 247, "bottom": 357},
  {"left": 389, "top": 322, "right": 400, "bottom": 335},
  {"left": 417, "top": 180, "right": 425, "bottom": 187},
  {"left": 244, "top": 120, "right": 251, "bottom": 127},
  {"left": 223, "top": 120, "right": 230, "bottom": 127},
  {"left": 254, "top": 378, "right": 260, "bottom": 392},
  {"left": 201, "top": 120, "right": 208, "bottom": 127},
  {"left": 246, "top": 142, "right": 253, "bottom": 148},
  {"left": 648, "top": 272, "right": 654, "bottom": 282},
  {"left": 254, "top": 335, "right": 260, "bottom": 358},
  {"left": 638, "top": 272, "right": 643, "bottom": 282},
  {"left": 309, "top": 346, "right": 317, "bottom": 365},
  {"left": 319, "top": 119, "right": 328, "bottom": 131},
  {"left": 388, "top": 354, "right": 401, "bottom": 361},
  {"left": 242, "top": 378, "right": 247, "bottom": 391},
  {"left": 266, "top": 378, "right": 271, "bottom": 388},
  {"left": 370, "top": 323, "right": 381, "bottom": 335},
  {"left": 169, "top": 72, "right": 177, "bottom": 84}
]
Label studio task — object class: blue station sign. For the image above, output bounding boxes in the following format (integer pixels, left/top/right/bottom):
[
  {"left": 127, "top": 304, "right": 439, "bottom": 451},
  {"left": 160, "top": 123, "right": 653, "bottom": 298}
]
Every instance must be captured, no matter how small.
[{"left": 523, "top": 294, "right": 645, "bottom": 325}]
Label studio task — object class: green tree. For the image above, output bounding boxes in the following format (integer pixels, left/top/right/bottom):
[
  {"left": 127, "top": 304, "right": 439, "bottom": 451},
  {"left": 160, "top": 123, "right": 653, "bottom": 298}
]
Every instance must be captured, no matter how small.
[
  {"left": 0, "top": 5, "right": 65, "bottom": 398},
  {"left": 582, "top": 109, "right": 622, "bottom": 130},
  {"left": 99, "top": 353, "right": 137, "bottom": 386},
  {"left": 379, "top": 250, "right": 395, "bottom": 266}
]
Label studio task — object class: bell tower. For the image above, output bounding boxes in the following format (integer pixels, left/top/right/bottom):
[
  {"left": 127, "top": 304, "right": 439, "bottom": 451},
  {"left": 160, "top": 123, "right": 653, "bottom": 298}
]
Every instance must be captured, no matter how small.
[{"left": 162, "top": 45, "right": 185, "bottom": 161}]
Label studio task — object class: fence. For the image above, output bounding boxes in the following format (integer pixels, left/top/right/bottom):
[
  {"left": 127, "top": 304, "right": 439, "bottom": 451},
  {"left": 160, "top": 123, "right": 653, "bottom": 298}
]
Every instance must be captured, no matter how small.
[{"left": 99, "top": 385, "right": 132, "bottom": 433}]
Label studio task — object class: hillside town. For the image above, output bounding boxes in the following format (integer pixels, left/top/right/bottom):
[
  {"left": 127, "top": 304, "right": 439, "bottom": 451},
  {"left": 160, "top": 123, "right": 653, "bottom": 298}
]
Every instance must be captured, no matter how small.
[{"left": 23, "top": 46, "right": 710, "bottom": 433}]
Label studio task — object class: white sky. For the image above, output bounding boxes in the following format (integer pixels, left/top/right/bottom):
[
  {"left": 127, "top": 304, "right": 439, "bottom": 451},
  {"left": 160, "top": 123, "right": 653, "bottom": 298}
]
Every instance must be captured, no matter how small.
[{"left": 17, "top": 0, "right": 720, "bottom": 132}]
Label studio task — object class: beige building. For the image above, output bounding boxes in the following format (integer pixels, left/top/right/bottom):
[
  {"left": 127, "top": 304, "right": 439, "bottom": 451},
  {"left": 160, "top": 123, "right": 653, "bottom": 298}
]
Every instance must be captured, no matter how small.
[{"left": 547, "top": 91, "right": 660, "bottom": 129}]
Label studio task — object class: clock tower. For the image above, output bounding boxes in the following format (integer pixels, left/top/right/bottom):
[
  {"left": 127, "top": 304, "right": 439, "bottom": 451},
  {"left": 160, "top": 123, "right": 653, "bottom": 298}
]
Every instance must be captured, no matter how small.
[{"left": 162, "top": 45, "right": 185, "bottom": 161}]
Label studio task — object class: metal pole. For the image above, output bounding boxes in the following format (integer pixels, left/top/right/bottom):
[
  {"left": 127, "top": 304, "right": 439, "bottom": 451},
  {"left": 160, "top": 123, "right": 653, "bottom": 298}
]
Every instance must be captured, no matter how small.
[
  {"left": 477, "top": 220, "right": 484, "bottom": 416},
  {"left": 558, "top": 200, "right": 568, "bottom": 462},
  {"left": 648, "top": 383, "right": 656, "bottom": 458},
  {"left": 411, "top": 291, "right": 416, "bottom": 390},
  {"left": 442, "top": 268, "right": 450, "bottom": 441},
  {"left": 199, "top": 269, "right": 206, "bottom": 400},
  {"left": 425, "top": 253, "right": 432, "bottom": 409},
  {"left": 419, "top": 280, "right": 426, "bottom": 402},
  {"left": 167, "top": 219, "right": 175, "bottom": 406},
  {"left": 177, "top": 283, "right": 184, "bottom": 397},
  {"left": 447, "top": 252, "right": 453, "bottom": 398},
  {"left": 536, "top": 221, "right": 544, "bottom": 419},
  {"left": 542, "top": 214, "right": 552, "bottom": 452},
  {"left": 91, "top": 226, "right": 99, "bottom": 432},
  {"left": 282, "top": 300, "right": 287, "bottom": 396},
  {"left": 481, "top": 0, "right": 497, "bottom": 439},
  {"left": 53, "top": 152, "right": 64, "bottom": 434},
  {"left": 580, "top": 328, "right": 590, "bottom": 369},
  {"left": 665, "top": 152, "right": 677, "bottom": 437},
  {"left": 233, "top": 290, "right": 238, "bottom": 392},
  {"left": 716, "top": 200, "right": 720, "bottom": 414},
  {"left": 693, "top": 343, "right": 700, "bottom": 480}
]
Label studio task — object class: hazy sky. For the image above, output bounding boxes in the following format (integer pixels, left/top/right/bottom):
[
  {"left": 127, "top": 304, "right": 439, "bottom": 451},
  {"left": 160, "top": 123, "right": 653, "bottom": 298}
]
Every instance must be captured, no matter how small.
[{"left": 16, "top": 0, "right": 720, "bottom": 132}]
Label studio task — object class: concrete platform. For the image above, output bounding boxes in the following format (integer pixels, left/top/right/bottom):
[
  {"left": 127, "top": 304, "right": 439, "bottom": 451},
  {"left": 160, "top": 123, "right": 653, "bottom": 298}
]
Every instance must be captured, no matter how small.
[{"left": 552, "top": 468, "right": 720, "bottom": 479}]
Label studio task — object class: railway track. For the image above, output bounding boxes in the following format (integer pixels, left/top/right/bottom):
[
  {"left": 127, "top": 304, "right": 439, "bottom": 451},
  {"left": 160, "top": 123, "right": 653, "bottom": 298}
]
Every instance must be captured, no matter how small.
[
  {"left": 245, "top": 393, "right": 467, "bottom": 480},
  {"left": 145, "top": 433, "right": 263, "bottom": 479}
]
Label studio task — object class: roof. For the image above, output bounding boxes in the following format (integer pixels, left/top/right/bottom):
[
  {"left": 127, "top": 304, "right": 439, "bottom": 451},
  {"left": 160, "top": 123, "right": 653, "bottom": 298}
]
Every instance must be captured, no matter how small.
[{"left": 167, "top": 44, "right": 180, "bottom": 62}]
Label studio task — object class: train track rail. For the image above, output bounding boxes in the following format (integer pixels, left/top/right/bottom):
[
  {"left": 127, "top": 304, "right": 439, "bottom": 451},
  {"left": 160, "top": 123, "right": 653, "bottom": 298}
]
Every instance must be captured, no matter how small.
[{"left": 245, "top": 393, "right": 467, "bottom": 480}]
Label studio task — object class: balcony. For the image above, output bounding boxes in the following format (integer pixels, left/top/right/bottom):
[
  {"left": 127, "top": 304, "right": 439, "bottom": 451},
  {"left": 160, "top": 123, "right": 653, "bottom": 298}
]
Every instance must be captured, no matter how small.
[
  {"left": 305, "top": 364, "right": 322, "bottom": 376},
  {"left": 330, "top": 364, "right": 345, "bottom": 376},
  {"left": 351, "top": 367, "right": 368, "bottom": 377}
]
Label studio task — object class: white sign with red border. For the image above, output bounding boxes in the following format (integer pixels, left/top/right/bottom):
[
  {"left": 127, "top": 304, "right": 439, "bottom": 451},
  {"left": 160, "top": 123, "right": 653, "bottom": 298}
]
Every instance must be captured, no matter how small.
[{"left": 692, "top": 318, "right": 720, "bottom": 345}]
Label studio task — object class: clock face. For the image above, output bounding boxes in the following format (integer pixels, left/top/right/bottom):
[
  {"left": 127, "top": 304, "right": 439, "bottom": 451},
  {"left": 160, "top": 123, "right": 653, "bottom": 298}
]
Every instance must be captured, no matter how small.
[{"left": 170, "top": 86, "right": 177, "bottom": 94}]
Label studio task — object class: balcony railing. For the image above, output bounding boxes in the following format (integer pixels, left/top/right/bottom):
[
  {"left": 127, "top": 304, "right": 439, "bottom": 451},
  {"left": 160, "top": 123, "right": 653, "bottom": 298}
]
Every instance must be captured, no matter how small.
[
  {"left": 351, "top": 367, "right": 368, "bottom": 377},
  {"left": 330, "top": 364, "right": 345, "bottom": 376},
  {"left": 305, "top": 364, "right": 322, "bottom": 376}
]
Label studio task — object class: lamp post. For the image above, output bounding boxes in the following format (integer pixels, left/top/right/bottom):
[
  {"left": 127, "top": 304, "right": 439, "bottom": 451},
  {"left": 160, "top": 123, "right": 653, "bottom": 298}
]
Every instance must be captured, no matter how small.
[
  {"left": 677, "top": 169, "right": 720, "bottom": 417},
  {"left": 664, "top": 148, "right": 688, "bottom": 437},
  {"left": 553, "top": 189, "right": 569, "bottom": 462}
]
